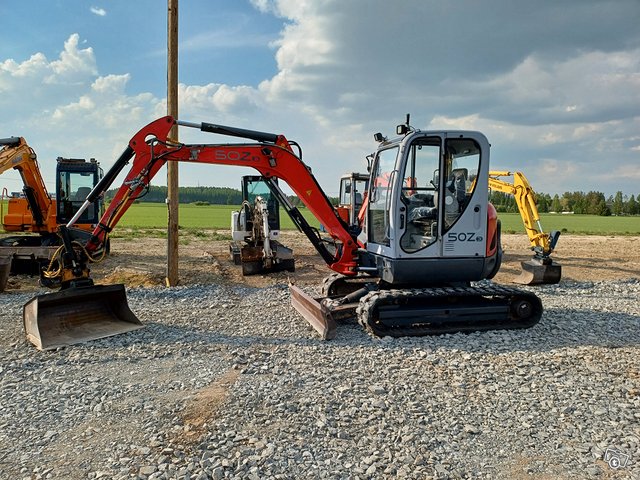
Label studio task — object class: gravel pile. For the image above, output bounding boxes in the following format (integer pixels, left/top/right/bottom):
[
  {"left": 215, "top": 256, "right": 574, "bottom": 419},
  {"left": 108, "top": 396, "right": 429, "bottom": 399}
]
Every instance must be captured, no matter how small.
[{"left": 1, "top": 279, "right": 639, "bottom": 479}]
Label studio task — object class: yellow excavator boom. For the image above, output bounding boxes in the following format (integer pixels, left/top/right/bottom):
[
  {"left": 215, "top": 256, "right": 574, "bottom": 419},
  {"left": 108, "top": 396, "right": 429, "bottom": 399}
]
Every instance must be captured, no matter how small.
[{"left": 488, "top": 171, "right": 561, "bottom": 285}]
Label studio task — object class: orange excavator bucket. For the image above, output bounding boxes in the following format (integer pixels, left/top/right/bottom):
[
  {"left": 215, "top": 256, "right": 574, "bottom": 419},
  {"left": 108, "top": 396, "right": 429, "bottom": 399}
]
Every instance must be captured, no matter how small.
[{"left": 23, "top": 284, "right": 142, "bottom": 350}]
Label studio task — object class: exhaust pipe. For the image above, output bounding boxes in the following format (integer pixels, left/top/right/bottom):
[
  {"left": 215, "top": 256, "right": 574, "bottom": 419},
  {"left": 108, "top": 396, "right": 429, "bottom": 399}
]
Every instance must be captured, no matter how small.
[{"left": 23, "top": 284, "right": 142, "bottom": 350}]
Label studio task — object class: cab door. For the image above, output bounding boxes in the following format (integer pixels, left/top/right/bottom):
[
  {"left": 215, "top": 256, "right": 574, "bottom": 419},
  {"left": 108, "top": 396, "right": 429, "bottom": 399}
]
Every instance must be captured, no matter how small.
[
  {"left": 438, "top": 134, "right": 488, "bottom": 259},
  {"left": 366, "top": 145, "right": 399, "bottom": 259}
]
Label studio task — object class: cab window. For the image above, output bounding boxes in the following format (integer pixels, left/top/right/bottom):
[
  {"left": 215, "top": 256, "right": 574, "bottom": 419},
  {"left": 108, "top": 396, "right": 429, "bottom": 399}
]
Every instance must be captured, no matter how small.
[{"left": 442, "top": 138, "right": 480, "bottom": 231}]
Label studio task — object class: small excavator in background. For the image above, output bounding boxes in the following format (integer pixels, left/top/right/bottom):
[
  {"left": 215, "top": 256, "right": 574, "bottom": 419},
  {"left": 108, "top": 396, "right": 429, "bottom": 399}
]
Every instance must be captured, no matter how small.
[
  {"left": 488, "top": 171, "right": 561, "bottom": 285},
  {"left": 229, "top": 175, "right": 295, "bottom": 275},
  {"left": 23, "top": 115, "right": 545, "bottom": 349},
  {"left": 0, "top": 137, "right": 104, "bottom": 273},
  {"left": 336, "top": 172, "right": 369, "bottom": 226}
]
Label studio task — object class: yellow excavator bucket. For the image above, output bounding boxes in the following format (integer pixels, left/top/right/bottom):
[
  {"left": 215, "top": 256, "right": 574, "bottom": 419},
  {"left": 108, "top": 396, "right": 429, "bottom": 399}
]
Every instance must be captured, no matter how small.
[
  {"left": 23, "top": 284, "right": 142, "bottom": 350},
  {"left": 513, "top": 259, "right": 562, "bottom": 285}
]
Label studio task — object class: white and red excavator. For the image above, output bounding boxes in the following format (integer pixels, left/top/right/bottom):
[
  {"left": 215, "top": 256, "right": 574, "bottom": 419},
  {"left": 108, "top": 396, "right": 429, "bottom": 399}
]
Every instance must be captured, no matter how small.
[{"left": 23, "top": 115, "right": 545, "bottom": 349}]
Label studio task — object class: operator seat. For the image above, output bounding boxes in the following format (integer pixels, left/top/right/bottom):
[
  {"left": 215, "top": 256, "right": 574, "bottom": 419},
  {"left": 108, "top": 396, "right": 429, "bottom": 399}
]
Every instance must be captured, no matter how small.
[{"left": 74, "top": 187, "right": 92, "bottom": 201}]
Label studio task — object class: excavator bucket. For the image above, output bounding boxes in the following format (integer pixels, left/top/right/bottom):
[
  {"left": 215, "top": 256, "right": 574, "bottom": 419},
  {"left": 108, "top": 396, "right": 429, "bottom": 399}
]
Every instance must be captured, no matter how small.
[
  {"left": 23, "top": 284, "right": 142, "bottom": 350},
  {"left": 512, "top": 259, "right": 562, "bottom": 286}
]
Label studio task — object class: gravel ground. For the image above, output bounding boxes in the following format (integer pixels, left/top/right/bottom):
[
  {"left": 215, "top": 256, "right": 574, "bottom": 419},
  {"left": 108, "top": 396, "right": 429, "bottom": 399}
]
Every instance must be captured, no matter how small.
[{"left": 1, "top": 279, "right": 639, "bottom": 480}]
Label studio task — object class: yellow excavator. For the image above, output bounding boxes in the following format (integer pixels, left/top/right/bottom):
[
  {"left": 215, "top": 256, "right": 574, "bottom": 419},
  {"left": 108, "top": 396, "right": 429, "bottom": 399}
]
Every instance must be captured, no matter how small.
[{"left": 488, "top": 171, "right": 561, "bottom": 285}]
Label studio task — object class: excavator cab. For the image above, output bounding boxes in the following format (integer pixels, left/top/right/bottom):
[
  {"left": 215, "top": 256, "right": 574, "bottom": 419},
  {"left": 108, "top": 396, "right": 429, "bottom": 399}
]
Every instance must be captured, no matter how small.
[
  {"left": 366, "top": 132, "right": 500, "bottom": 285},
  {"left": 337, "top": 173, "right": 369, "bottom": 225},
  {"left": 55, "top": 158, "right": 104, "bottom": 227}
]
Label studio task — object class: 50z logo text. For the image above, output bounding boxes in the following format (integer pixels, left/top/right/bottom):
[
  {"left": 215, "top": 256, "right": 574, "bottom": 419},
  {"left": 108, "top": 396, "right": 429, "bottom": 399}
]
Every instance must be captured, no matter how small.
[
  {"left": 447, "top": 232, "right": 484, "bottom": 242},
  {"left": 189, "top": 149, "right": 261, "bottom": 162},
  {"left": 214, "top": 150, "right": 259, "bottom": 162}
]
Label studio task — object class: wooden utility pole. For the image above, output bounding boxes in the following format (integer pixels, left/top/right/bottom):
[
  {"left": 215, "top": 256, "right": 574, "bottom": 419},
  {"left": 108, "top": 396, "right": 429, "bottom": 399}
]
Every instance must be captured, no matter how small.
[{"left": 166, "top": 0, "right": 179, "bottom": 286}]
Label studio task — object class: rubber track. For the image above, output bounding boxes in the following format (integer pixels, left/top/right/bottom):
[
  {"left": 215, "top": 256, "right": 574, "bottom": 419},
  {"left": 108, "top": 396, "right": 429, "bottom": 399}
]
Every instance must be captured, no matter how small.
[{"left": 356, "top": 284, "right": 543, "bottom": 337}]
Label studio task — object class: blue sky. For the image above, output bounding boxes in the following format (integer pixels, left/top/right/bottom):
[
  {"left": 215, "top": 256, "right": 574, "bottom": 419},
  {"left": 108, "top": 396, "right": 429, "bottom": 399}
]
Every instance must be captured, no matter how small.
[{"left": 1, "top": 0, "right": 639, "bottom": 200}]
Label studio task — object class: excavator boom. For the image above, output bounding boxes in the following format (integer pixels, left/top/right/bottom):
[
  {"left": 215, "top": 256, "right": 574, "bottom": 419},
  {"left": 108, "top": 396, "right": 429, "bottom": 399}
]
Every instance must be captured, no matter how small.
[
  {"left": 0, "top": 137, "right": 53, "bottom": 232},
  {"left": 24, "top": 116, "right": 360, "bottom": 348}
]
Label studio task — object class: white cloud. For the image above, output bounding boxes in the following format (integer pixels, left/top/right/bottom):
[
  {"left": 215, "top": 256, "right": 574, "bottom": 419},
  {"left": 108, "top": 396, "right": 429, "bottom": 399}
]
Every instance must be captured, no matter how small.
[
  {"left": 2, "top": 1, "right": 640, "bottom": 198},
  {"left": 47, "top": 34, "right": 97, "bottom": 82},
  {"left": 90, "top": 6, "right": 106, "bottom": 16}
]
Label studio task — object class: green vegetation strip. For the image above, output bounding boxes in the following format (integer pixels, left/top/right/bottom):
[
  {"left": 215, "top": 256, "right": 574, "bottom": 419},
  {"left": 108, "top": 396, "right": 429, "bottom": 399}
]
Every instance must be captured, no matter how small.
[
  {"left": 112, "top": 203, "right": 639, "bottom": 235},
  {"left": 498, "top": 213, "right": 640, "bottom": 235},
  {"left": 112, "top": 203, "right": 320, "bottom": 230}
]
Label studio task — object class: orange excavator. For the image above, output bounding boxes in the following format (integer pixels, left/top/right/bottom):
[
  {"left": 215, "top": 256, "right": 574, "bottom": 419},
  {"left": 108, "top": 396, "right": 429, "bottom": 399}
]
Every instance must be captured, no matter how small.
[
  {"left": 23, "top": 116, "right": 544, "bottom": 349},
  {"left": 0, "top": 137, "right": 104, "bottom": 272}
]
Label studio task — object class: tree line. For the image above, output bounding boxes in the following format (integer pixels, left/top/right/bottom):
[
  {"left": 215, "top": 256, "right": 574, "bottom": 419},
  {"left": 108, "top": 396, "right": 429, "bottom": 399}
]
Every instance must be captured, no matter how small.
[
  {"left": 490, "top": 190, "right": 640, "bottom": 216},
  {"left": 106, "top": 185, "right": 244, "bottom": 205},
  {"left": 105, "top": 185, "right": 339, "bottom": 207}
]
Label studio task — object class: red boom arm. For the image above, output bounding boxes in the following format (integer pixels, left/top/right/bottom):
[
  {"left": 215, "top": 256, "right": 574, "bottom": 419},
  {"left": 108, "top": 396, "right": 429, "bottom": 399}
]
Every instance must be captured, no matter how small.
[{"left": 86, "top": 116, "right": 358, "bottom": 275}]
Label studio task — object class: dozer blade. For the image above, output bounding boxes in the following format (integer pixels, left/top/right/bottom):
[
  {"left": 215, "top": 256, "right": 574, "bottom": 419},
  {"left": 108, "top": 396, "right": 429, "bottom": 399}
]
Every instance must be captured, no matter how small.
[
  {"left": 512, "top": 259, "right": 562, "bottom": 285},
  {"left": 289, "top": 284, "right": 336, "bottom": 340},
  {"left": 23, "top": 284, "right": 143, "bottom": 350}
]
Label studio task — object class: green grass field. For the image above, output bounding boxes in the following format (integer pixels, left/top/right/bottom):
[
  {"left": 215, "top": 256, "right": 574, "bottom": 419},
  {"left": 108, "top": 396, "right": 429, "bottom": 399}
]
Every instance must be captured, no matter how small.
[
  {"left": 497, "top": 212, "right": 640, "bottom": 235},
  {"left": 110, "top": 203, "right": 321, "bottom": 230},
  {"left": 112, "top": 203, "right": 640, "bottom": 235},
  {"left": 1, "top": 200, "right": 639, "bottom": 235}
]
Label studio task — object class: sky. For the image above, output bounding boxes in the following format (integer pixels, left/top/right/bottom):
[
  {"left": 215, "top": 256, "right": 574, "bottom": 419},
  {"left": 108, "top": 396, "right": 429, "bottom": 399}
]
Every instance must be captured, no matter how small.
[{"left": 1, "top": 0, "right": 639, "bottom": 200}]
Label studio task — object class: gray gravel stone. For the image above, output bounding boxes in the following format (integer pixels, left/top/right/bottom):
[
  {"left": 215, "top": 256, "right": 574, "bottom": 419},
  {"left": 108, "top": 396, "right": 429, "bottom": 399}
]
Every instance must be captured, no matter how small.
[{"left": 0, "top": 280, "right": 639, "bottom": 479}]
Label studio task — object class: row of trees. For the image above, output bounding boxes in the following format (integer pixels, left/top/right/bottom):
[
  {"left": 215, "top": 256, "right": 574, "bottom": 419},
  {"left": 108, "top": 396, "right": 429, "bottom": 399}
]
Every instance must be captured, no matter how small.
[
  {"left": 490, "top": 190, "right": 640, "bottom": 216},
  {"left": 106, "top": 185, "right": 244, "bottom": 205},
  {"left": 105, "top": 185, "right": 337, "bottom": 207}
]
